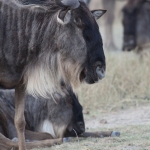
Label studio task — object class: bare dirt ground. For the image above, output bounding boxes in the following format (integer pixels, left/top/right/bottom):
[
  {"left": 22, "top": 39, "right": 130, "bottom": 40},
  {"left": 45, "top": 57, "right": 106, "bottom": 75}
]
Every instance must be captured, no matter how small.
[{"left": 85, "top": 106, "right": 150, "bottom": 129}]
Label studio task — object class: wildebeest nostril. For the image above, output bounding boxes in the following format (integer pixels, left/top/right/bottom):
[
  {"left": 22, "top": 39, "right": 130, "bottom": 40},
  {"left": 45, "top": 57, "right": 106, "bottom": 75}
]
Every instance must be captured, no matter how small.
[
  {"left": 77, "top": 122, "right": 84, "bottom": 127},
  {"left": 96, "top": 66, "right": 105, "bottom": 80},
  {"left": 77, "top": 122, "right": 85, "bottom": 131},
  {"left": 77, "top": 121, "right": 85, "bottom": 132}
]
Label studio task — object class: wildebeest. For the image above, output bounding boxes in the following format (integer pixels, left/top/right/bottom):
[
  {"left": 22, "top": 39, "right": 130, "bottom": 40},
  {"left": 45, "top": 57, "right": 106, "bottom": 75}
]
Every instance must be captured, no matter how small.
[
  {"left": 0, "top": 90, "right": 120, "bottom": 149},
  {"left": 122, "top": 0, "right": 150, "bottom": 51},
  {"left": 0, "top": 0, "right": 106, "bottom": 149},
  {"left": 0, "top": 89, "right": 85, "bottom": 149}
]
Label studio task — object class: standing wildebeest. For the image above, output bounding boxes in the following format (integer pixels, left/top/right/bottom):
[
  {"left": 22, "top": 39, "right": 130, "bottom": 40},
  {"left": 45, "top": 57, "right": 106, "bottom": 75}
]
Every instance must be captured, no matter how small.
[
  {"left": 0, "top": 0, "right": 106, "bottom": 149},
  {"left": 0, "top": 90, "right": 120, "bottom": 149},
  {"left": 122, "top": 0, "right": 150, "bottom": 51}
]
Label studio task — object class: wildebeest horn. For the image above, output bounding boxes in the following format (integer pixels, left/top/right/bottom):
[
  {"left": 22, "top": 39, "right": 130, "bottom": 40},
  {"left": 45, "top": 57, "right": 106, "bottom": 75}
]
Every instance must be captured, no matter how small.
[
  {"left": 55, "top": 0, "right": 80, "bottom": 9},
  {"left": 79, "top": 0, "right": 90, "bottom": 5}
]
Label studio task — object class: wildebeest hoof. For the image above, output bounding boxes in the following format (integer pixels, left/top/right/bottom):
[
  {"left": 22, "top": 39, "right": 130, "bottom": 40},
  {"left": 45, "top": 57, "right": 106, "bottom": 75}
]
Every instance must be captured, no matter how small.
[
  {"left": 63, "top": 137, "right": 70, "bottom": 143},
  {"left": 12, "top": 137, "right": 31, "bottom": 142},
  {"left": 111, "top": 131, "right": 120, "bottom": 137},
  {"left": 11, "top": 137, "right": 18, "bottom": 142},
  {"left": 25, "top": 139, "right": 30, "bottom": 142}
]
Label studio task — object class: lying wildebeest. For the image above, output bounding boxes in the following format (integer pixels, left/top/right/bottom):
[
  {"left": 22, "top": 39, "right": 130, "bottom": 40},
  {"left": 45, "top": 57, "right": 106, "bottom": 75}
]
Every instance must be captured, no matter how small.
[
  {"left": 122, "top": 0, "right": 150, "bottom": 51},
  {"left": 0, "top": 89, "right": 85, "bottom": 150},
  {"left": 0, "top": 0, "right": 106, "bottom": 149},
  {"left": 0, "top": 90, "right": 120, "bottom": 149}
]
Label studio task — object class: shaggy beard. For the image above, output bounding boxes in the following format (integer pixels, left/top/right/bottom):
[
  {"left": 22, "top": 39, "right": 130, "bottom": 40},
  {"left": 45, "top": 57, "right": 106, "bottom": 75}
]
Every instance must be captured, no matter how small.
[{"left": 24, "top": 52, "right": 83, "bottom": 100}]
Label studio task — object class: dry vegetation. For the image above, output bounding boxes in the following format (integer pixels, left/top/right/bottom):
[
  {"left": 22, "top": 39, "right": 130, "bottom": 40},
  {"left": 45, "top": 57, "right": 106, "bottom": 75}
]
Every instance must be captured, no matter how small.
[{"left": 78, "top": 51, "right": 150, "bottom": 112}]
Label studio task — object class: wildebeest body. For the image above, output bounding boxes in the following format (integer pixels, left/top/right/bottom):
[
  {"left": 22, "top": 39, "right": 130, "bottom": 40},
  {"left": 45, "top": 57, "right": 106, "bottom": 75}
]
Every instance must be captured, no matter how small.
[
  {"left": 0, "top": 0, "right": 58, "bottom": 89},
  {"left": 0, "top": 89, "right": 85, "bottom": 139}
]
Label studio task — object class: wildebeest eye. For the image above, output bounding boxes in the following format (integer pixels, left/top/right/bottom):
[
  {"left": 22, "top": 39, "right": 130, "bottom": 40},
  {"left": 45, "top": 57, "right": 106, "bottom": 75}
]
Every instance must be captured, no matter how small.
[{"left": 74, "top": 17, "right": 84, "bottom": 28}]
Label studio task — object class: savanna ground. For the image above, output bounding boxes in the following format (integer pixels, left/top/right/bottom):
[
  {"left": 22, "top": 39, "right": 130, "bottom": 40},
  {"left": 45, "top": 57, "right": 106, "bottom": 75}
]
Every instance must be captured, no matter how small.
[{"left": 32, "top": 1, "right": 150, "bottom": 150}]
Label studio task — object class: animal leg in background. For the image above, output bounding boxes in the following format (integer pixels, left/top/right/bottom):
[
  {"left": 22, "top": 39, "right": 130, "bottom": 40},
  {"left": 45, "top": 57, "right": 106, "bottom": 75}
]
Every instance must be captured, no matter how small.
[
  {"left": 0, "top": 132, "right": 62, "bottom": 150},
  {"left": 102, "top": 0, "right": 117, "bottom": 50}
]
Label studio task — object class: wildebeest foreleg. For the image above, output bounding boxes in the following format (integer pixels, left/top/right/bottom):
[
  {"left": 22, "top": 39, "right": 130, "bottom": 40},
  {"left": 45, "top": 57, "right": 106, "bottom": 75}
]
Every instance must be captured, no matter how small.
[
  {"left": 25, "top": 138, "right": 63, "bottom": 149},
  {"left": 25, "top": 130, "right": 53, "bottom": 141},
  {"left": 79, "top": 131, "right": 120, "bottom": 138},
  {"left": 0, "top": 133, "right": 62, "bottom": 150},
  {"left": 24, "top": 130, "right": 63, "bottom": 149},
  {"left": 14, "top": 82, "right": 26, "bottom": 150},
  {"left": 0, "top": 133, "right": 18, "bottom": 150},
  {"left": 102, "top": 0, "right": 117, "bottom": 50}
]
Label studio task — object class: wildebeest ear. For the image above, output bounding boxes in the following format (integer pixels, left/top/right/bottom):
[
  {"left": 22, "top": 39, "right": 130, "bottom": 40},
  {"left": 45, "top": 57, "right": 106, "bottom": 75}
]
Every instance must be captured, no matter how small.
[
  {"left": 57, "top": 9, "right": 71, "bottom": 24},
  {"left": 91, "top": 10, "right": 107, "bottom": 20}
]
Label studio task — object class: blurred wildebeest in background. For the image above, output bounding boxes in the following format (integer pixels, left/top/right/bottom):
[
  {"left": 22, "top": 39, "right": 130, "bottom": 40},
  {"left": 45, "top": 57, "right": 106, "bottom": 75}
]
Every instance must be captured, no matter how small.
[
  {"left": 0, "top": 0, "right": 106, "bottom": 149},
  {"left": 0, "top": 90, "right": 120, "bottom": 149},
  {"left": 122, "top": 0, "right": 150, "bottom": 51}
]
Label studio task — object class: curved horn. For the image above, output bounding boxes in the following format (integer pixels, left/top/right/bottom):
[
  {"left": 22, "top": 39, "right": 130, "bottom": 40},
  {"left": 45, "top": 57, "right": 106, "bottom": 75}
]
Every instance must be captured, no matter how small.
[
  {"left": 79, "top": 0, "right": 90, "bottom": 5},
  {"left": 55, "top": 0, "right": 80, "bottom": 9}
]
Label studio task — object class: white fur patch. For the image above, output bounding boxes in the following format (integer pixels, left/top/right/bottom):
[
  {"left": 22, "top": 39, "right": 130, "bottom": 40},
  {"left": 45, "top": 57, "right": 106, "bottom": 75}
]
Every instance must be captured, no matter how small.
[
  {"left": 39, "top": 120, "right": 56, "bottom": 138},
  {"left": 53, "top": 123, "right": 67, "bottom": 138},
  {"left": 39, "top": 120, "right": 67, "bottom": 138}
]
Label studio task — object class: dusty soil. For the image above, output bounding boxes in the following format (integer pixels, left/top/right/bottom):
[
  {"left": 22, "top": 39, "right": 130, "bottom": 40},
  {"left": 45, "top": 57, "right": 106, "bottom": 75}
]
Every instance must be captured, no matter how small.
[{"left": 85, "top": 106, "right": 150, "bottom": 129}]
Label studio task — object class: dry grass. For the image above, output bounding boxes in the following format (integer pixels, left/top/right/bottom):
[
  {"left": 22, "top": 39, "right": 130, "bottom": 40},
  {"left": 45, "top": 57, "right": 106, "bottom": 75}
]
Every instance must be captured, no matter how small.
[{"left": 78, "top": 51, "right": 150, "bottom": 112}]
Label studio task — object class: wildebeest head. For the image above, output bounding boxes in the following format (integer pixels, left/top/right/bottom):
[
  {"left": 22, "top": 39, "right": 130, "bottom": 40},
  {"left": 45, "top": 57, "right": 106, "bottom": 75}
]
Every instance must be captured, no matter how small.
[
  {"left": 25, "top": 0, "right": 106, "bottom": 98},
  {"left": 122, "top": 0, "right": 145, "bottom": 51},
  {"left": 71, "top": 101, "right": 85, "bottom": 135},
  {"left": 65, "top": 94, "right": 85, "bottom": 136},
  {"left": 55, "top": 0, "right": 106, "bottom": 86}
]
